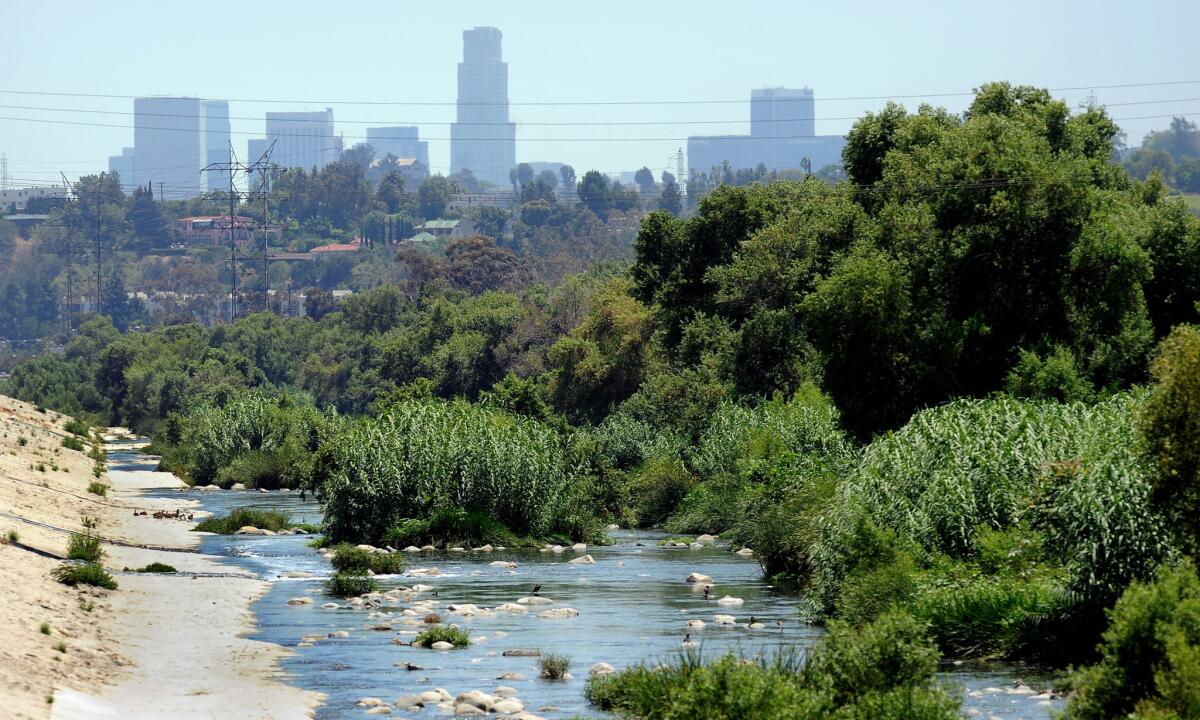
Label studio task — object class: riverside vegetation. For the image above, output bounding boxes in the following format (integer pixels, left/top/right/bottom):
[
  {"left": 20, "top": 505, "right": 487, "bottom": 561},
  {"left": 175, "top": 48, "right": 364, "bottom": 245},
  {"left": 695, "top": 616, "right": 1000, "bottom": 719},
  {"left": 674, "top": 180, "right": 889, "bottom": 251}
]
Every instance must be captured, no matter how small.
[{"left": 6, "top": 83, "right": 1200, "bottom": 716}]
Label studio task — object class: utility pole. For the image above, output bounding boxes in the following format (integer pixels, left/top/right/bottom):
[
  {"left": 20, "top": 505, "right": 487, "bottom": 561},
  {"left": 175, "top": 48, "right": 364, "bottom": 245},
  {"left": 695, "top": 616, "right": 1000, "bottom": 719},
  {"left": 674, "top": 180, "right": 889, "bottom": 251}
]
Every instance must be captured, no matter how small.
[
  {"left": 0, "top": 154, "right": 9, "bottom": 191},
  {"left": 250, "top": 140, "right": 279, "bottom": 314},
  {"left": 59, "top": 172, "right": 75, "bottom": 332},
  {"left": 93, "top": 182, "right": 102, "bottom": 318},
  {"left": 202, "top": 140, "right": 278, "bottom": 322}
]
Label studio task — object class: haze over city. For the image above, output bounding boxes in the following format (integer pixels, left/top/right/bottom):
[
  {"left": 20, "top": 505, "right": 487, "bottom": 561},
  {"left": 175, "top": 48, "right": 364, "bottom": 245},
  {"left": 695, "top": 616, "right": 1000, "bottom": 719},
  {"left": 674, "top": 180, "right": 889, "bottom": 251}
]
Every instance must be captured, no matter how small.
[{"left": 2, "top": 0, "right": 1197, "bottom": 186}]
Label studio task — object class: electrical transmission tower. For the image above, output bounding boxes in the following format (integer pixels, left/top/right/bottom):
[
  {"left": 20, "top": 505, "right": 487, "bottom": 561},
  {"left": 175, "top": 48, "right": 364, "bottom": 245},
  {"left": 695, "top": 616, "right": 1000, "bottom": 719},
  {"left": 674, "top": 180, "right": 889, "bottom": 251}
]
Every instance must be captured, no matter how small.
[
  {"left": 59, "top": 172, "right": 77, "bottom": 333},
  {"left": 0, "top": 154, "right": 9, "bottom": 191},
  {"left": 202, "top": 141, "right": 279, "bottom": 322}
]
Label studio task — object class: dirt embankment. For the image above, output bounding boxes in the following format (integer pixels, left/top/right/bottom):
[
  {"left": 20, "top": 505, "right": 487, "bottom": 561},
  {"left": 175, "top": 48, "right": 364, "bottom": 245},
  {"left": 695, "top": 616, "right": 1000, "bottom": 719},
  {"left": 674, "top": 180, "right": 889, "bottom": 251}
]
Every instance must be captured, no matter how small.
[{"left": 0, "top": 395, "right": 322, "bottom": 719}]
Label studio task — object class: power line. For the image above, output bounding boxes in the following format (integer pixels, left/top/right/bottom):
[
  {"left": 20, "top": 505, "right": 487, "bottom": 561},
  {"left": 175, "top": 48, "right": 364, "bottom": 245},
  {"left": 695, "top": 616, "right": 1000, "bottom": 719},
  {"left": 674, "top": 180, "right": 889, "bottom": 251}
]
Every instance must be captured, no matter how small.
[
  {"left": 1, "top": 79, "right": 1199, "bottom": 106},
  {"left": 2, "top": 110, "right": 1199, "bottom": 143}
]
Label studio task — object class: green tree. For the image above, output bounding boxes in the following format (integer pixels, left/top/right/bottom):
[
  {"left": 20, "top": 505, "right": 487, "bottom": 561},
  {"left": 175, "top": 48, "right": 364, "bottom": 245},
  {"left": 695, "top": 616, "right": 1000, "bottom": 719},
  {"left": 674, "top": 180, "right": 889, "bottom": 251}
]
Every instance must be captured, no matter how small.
[
  {"left": 577, "top": 170, "right": 612, "bottom": 217},
  {"left": 376, "top": 170, "right": 407, "bottom": 213},
  {"left": 126, "top": 184, "right": 169, "bottom": 250},
  {"left": 657, "top": 181, "right": 682, "bottom": 216},
  {"left": 633, "top": 166, "right": 655, "bottom": 193},
  {"left": 417, "top": 175, "right": 454, "bottom": 220}
]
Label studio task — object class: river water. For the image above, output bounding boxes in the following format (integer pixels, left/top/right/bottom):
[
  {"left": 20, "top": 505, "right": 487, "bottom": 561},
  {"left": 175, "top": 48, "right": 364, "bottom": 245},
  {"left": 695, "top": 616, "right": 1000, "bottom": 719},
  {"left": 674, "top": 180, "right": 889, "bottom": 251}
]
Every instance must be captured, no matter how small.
[{"left": 119, "top": 448, "right": 1060, "bottom": 719}]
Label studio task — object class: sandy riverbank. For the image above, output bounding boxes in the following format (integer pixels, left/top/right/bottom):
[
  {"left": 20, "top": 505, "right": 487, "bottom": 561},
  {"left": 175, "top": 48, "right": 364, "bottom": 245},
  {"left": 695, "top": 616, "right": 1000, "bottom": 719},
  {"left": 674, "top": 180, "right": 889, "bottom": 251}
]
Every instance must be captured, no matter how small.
[{"left": 0, "top": 395, "right": 322, "bottom": 719}]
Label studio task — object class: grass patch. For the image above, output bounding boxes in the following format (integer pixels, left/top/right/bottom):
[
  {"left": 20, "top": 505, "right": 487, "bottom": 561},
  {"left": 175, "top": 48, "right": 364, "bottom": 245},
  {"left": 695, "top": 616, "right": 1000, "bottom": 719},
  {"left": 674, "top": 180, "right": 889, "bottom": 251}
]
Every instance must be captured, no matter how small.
[
  {"left": 3, "top": 529, "right": 17, "bottom": 544},
  {"left": 413, "top": 625, "right": 469, "bottom": 648},
  {"left": 193, "top": 508, "right": 295, "bottom": 534},
  {"left": 382, "top": 508, "right": 522, "bottom": 549},
  {"left": 52, "top": 563, "right": 117, "bottom": 590},
  {"left": 323, "top": 571, "right": 378, "bottom": 597},
  {"left": 130, "top": 562, "right": 177, "bottom": 573},
  {"left": 586, "top": 611, "right": 959, "bottom": 719},
  {"left": 66, "top": 533, "right": 103, "bottom": 563},
  {"left": 61, "top": 436, "right": 85, "bottom": 451},
  {"left": 86, "top": 481, "right": 108, "bottom": 497},
  {"left": 539, "top": 653, "right": 571, "bottom": 680},
  {"left": 40, "top": 622, "right": 50, "bottom": 635},
  {"left": 329, "top": 545, "right": 405, "bottom": 575}
]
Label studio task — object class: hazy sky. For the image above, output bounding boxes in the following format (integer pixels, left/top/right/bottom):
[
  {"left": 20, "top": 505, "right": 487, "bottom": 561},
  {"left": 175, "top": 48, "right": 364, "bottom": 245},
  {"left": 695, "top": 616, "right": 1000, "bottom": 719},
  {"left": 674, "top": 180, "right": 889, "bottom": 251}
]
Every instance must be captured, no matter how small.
[{"left": 2, "top": 0, "right": 1196, "bottom": 187}]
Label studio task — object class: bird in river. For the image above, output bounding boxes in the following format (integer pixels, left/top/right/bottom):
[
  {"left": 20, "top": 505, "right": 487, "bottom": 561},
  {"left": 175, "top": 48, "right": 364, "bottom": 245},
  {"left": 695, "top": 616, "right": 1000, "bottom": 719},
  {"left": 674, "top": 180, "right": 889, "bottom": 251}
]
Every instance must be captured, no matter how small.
[
  {"left": 532, "top": 584, "right": 542, "bottom": 595},
  {"left": 703, "top": 586, "right": 711, "bottom": 600}
]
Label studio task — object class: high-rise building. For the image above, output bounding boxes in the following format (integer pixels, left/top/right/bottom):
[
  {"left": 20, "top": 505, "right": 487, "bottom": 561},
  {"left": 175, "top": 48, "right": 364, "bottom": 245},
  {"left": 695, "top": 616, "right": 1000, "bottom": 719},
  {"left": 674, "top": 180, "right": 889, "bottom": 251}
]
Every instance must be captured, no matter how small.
[
  {"left": 366, "top": 126, "right": 430, "bottom": 168},
  {"left": 133, "top": 97, "right": 214, "bottom": 199},
  {"left": 687, "top": 87, "right": 844, "bottom": 178},
  {"left": 450, "top": 27, "right": 516, "bottom": 187},
  {"left": 265, "top": 109, "right": 337, "bottom": 170},
  {"left": 204, "top": 100, "right": 232, "bottom": 191},
  {"left": 107, "top": 147, "right": 137, "bottom": 192}
]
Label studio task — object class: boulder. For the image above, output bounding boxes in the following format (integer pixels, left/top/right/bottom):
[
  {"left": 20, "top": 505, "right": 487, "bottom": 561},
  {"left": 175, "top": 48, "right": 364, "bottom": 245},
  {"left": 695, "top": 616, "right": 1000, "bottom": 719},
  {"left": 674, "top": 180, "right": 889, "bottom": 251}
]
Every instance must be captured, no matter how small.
[
  {"left": 590, "top": 662, "right": 616, "bottom": 676},
  {"left": 453, "top": 704, "right": 486, "bottom": 716},
  {"left": 687, "top": 619, "right": 706, "bottom": 629},
  {"left": 571, "top": 543, "right": 588, "bottom": 552},
  {"left": 567, "top": 554, "right": 595, "bottom": 565},
  {"left": 497, "top": 672, "right": 526, "bottom": 680},
  {"left": 234, "top": 526, "right": 261, "bottom": 535},
  {"left": 735, "top": 548, "right": 755, "bottom": 558},
  {"left": 230, "top": 483, "right": 246, "bottom": 491},
  {"left": 418, "top": 690, "right": 445, "bottom": 704},
  {"left": 605, "top": 523, "right": 620, "bottom": 530},
  {"left": 286, "top": 597, "right": 313, "bottom": 605},
  {"left": 403, "top": 546, "right": 422, "bottom": 553},
  {"left": 748, "top": 622, "right": 765, "bottom": 630},
  {"left": 490, "top": 561, "right": 517, "bottom": 569},
  {"left": 321, "top": 602, "right": 340, "bottom": 609},
  {"left": 355, "top": 544, "right": 378, "bottom": 553},
  {"left": 549, "top": 545, "right": 565, "bottom": 553},
  {"left": 420, "top": 545, "right": 437, "bottom": 552},
  {"left": 695, "top": 534, "right": 716, "bottom": 544},
  {"left": 394, "top": 695, "right": 424, "bottom": 710},
  {"left": 494, "top": 603, "right": 527, "bottom": 613},
  {"left": 717, "top": 596, "right": 744, "bottom": 607},
  {"left": 328, "top": 630, "right": 351, "bottom": 638},
  {"left": 430, "top": 640, "right": 455, "bottom": 650},
  {"left": 493, "top": 699, "right": 524, "bottom": 714},
  {"left": 476, "top": 544, "right": 495, "bottom": 552},
  {"left": 502, "top": 649, "right": 541, "bottom": 657},
  {"left": 282, "top": 570, "right": 313, "bottom": 578},
  {"left": 538, "top": 607, "right": 579, "bottom": 619},
  {"left": 357, "top": 697, "right": 385, "bottom": 707},
  {"left": 494, "top": 685, "right": 519, "bottom": 697},
  {"left": 713, "top": 614, "right": 737, "bottom": 625},
  {"left": 516, "top": 596, "right": 554, "bottom": 605},
  {"left": 686, "top": 573, "right": 713, "bottom": 585}
]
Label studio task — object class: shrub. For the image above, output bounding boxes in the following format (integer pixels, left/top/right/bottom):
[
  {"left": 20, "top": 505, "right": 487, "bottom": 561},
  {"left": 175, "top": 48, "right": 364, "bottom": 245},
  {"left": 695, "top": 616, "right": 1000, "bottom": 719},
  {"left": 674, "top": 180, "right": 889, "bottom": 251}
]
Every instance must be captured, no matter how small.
[
  {"left": 66, "top": 533, "right": 103, "bottom": 563},
  {"left": 193, "top": 508, "right": 294, "bottom": 534},
  {"left": 586, "top": 611, "right": 958, "bottom": 719},
  {"left": 383, "top": 509, "right": 520, "bottom": 549},
  {"left": 324, "top": 571, "right": 377, "bottom": 597},
  {"left": 40, "top": 622, "right": 50, "bottom": 635},
  {"left": 61, "top": 436, "right": 85, "bottom": 451},
  {"left": 539, "top": 653, "right": 571, "bottom": 680},
  {"left": 17, "top": 436, "right": 27, "bottom": 446},
  {"left": 1065, "top": 561, "right": 1200, "bottom": 719},
  {"left": 86, "top": 481, "right": 107, "bottom": 497},
  {"left": 4, "top": 529, "right": 18, "bottom": 544},
  {"left": 317, "top": 400, "right": 572, "bottom": 543},
  {"left": 63, "top": 418, "right": 90, "bottom": 437},
  {"left": 629, "top": 457, "right": 694, "bottom": 527},
  {"left": 413, "top": 625, "right": 469, "bottom": 648},
  {"left": 132, "top": 562, "right": 177, "bottom": 573},
  {"left": 1139, "top": 325, "right": 1200, "bottom": 553},
  {"left": 52, "top": 563, "right": 117, "bottom": 590},
  {"left": 329, "top": 545, "right": 404, "bottom": 575}
]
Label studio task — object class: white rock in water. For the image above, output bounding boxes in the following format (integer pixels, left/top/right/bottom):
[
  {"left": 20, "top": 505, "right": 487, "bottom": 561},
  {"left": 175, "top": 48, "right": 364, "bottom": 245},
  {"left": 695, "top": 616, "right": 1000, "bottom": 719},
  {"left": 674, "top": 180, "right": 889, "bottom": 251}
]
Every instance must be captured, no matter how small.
[
  {"left": 717, "top": 596, "right": 744, "bottom": 607},
  {"left": 328, "top": 630, "right": 350, "bottom": 638},
  {"left": 496, "top": 672, "right": 525, "bottom": 681},
  {"left": 590, "top": 662, "right": 616, "bottom": 676},
  {"left": 321, "top": 602, "right": 340, "bottom": 609},
  {"left": 418, "top": 690, "right": 444, "bottom": 703},
  {"left": 687, "top": 619, "right": 706, "bottom": 629},
  {"left": 689, "top": 543, "right": 704, "bottom": 549},
  {"left": 494, "top": 603, "right": 527, "bottom": 613},
  {"left": 686, "top": 573, "right": 713, "bottom": 585},
  {"left": 430, "top": 641, "right": 455, "bottom": 650},
  {"left": 475, "top": 544, "right": 494, "bottom": 552},
  {"left": 492, "top": 698, "right": 524, "bottom": 714},
  {"left": 449, "top": 547, "right": 466, "bottom": 552},
  {"left": 550, "top": 545, "right": 565, "bottom": 553},
  {"left": 404, "top": 546, "right": 422, "bottom": 553},
  {"left": 357, "top": 697, "right": 384, "bottom": 707},
  {"left": 489, "top": 560, "right": 517, "bottom": 569},
  {"left": 286, "top": 597, "right": 313, "bottom": 605},
  {"left": 605, "top": 523, "right": 620, "bottom": 530},
  {"left": 713, "top": 614, "right": 737, "bottom": 625},
  {"left": 282, "top": 570, "right": 313, "bottom": 578},
  {"left": 494, "top": 685, "right": 519, "bottom": 697},
  {"left": 394, "top": 695, "right": 424, "bottom": 710},
  {"left": 356, "top": 544, "right": 378, "bottom": 553},
  {"left": 567, "top": 554, "right": 595, "bottom": 565},
  {"left": 538, "top": 607, "right": 579, "bottom": 619},
  {"left": 230, "top": 483, "right": 246, "bottom": 490},
  {"left": 748, "top": 622, "right": 765, "bottom": 630},
  {"left": 420, "top": 545, "right": 437, "bottom": 552},
  {"left": 695, "top": 534, "right": 716, "bottom": 545},
  {"left": 571, "top": 543, "right": 588, "bottom": 552},
  {"left": 517, "top": 596, "right": 554, "bottom": 605},
  {"left": 735, "top": 548, "right": 754, "bottom": 558}
]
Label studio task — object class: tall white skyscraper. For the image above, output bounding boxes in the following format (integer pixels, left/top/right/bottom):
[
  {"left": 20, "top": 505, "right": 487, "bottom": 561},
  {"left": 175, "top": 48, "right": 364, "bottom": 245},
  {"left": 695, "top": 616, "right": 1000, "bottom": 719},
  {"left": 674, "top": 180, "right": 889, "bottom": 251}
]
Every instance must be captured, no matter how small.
[
  {"left": 450, "top": 27, "right": 516, "bottom": 187},
  {"left": 265, "top": 109, "right": 337, "bottom": 170},
  {"left": 132, "top": 97, "right": 223, "bottom": 199}
]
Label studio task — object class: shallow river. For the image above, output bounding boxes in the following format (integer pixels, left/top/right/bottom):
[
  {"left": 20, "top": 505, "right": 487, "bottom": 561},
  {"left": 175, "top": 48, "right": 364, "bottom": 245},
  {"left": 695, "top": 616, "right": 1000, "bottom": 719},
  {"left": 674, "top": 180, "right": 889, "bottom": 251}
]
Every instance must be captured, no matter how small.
[{"left": 120, "top": 448, "right": 1060, "bottom": 719}]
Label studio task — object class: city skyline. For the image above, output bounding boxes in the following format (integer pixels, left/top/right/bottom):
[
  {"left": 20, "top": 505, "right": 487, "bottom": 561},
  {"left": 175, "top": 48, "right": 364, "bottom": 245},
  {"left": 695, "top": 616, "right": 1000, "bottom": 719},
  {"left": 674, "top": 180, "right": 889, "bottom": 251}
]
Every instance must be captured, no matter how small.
[{"left": 2, "top": 1, "right": 1197, "bottom": 188}]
